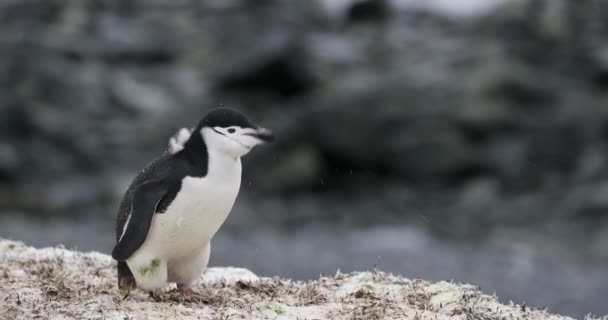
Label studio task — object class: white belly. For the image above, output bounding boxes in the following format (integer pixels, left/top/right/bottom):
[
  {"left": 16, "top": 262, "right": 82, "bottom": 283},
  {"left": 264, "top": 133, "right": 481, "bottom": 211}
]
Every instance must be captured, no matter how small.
[{"left": 131, "top": 163, "right": 241, "bottom": 263}]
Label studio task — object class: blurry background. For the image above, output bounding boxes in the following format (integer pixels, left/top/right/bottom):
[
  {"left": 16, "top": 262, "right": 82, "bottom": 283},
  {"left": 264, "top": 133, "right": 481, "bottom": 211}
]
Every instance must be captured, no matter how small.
[{"left": 1, "top": 0, "right": 607, "bottom": 317}]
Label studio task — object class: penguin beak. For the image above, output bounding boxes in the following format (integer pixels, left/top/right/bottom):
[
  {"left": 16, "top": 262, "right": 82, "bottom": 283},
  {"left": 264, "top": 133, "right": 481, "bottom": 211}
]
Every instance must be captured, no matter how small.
[{"left": 247, "top": 127, "right": 275, "bottom": 143}]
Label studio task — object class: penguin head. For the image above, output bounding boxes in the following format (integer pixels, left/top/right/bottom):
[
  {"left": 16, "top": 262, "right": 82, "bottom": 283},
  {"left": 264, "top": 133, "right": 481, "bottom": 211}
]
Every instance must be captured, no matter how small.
[{"left": 196, "top": 108, "right": 274, "bottom": 159}]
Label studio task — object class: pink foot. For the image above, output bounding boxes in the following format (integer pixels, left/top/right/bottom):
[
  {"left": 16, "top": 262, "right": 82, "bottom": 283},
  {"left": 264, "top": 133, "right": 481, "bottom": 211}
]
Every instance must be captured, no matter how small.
[{"left": 177, "top": 283, "right": 194, "bottom": 296}]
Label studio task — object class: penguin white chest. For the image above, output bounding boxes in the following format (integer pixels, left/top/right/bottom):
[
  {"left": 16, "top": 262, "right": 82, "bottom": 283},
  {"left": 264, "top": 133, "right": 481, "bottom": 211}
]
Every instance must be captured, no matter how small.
[{"left": 146, "top": 164, "right": 242, "bottom": 259}]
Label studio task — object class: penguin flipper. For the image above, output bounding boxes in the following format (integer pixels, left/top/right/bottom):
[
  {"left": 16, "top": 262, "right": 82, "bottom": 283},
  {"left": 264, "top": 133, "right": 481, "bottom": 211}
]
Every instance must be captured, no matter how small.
[{"left": 112, "top": 180, "right": 170, "bottom": 261}]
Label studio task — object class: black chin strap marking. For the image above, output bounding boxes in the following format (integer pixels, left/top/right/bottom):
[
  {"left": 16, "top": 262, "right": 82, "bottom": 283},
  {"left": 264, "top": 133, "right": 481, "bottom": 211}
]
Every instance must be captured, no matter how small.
[{"left": 212, "top": 128, "right": 227, "bottom": 137}]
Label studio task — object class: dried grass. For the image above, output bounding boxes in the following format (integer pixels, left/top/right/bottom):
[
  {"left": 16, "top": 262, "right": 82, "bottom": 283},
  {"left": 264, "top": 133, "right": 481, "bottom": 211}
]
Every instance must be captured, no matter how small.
[{"left": 0, "top": 240, "right": 583, "bottom": 320}]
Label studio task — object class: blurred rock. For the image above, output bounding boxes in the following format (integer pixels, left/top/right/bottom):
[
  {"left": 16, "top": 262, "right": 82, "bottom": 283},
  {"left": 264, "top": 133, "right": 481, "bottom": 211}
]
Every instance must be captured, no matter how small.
[
  {"left": 0, "top": 0, "right": 608, "bottom": 242},
  {"left": 0, "top": 143, "right": 19, "bottom": 180}
]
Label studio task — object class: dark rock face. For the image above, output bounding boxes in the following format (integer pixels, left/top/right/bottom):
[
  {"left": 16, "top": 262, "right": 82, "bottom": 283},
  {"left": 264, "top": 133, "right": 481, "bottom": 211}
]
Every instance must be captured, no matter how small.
[{"left": 2, "top": 0, "right": 608, "bottom": 232}]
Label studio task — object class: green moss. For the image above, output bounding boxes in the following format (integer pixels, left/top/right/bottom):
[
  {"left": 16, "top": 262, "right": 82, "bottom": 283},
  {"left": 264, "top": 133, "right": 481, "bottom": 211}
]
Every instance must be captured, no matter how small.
[
  {"left": 267, "top": 302, "right": 285, "bottom": 315},
  {"left": 139, "top": 258, "right": 160, "bottom": 277}
]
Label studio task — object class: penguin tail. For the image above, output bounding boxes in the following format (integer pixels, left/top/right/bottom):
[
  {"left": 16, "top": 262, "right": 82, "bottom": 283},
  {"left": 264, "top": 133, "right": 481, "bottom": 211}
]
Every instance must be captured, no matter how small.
[{"left": 117, "top": 261, "right": 136, "bottom": 297}]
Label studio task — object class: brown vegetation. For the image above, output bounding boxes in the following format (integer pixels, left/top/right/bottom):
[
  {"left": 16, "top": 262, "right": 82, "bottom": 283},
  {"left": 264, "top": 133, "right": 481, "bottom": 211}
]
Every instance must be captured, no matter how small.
[{"left": 0, "top": 240, "right": 579, "bottom": 320}]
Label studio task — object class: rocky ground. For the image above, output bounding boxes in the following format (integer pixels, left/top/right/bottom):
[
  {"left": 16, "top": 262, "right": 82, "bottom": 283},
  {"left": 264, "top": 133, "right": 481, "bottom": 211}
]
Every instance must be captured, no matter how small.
[{"left": 0, "top": 239, "right": 585, "bottom": 320}]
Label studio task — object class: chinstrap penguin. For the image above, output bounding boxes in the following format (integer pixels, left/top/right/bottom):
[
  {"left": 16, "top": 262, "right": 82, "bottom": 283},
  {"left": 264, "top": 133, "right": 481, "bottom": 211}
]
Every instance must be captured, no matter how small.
[{"left": 112, "top": 108, "right": 274, "bottom": 299}]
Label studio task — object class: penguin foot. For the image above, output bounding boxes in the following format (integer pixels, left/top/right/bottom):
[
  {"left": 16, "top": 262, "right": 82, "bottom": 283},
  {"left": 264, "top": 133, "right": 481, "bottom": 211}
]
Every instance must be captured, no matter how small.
[
  {"left": 148, "top": 289, "right": 163, "bottom": 302},
  {"left": 177, "top": 283, "right": 194, "bottom": 296}
]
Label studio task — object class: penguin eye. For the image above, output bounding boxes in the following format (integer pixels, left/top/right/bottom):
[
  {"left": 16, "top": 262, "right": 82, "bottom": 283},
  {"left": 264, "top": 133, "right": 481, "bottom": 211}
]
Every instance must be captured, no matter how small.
[{"left": 227, "top": 128, "right": 236, "bottom": 134}]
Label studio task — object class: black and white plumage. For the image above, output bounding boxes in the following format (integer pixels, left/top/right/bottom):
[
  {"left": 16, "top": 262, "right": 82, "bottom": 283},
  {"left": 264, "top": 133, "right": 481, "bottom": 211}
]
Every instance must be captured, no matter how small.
[{"left": 112, "top": 108, "right": 274, "bottom": 296}]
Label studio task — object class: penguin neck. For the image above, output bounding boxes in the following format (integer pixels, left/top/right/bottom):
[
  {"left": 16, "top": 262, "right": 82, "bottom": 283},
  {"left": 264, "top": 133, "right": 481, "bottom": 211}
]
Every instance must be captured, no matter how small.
[{"left": 206, "top": 148, "right": 242, "bottom": 181}]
